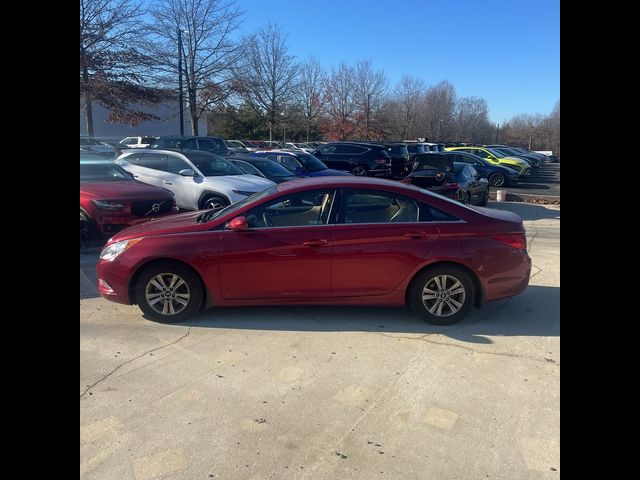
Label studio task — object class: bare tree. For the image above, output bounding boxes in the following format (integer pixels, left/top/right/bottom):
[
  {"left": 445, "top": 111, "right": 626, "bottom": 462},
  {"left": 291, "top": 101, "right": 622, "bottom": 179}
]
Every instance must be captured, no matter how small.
[
  {"left": 80, "top": 0, "right": 167, "bottom": 136},
  {"left": 147, "top": 0, "right": 245, "bottom": 135},
  {"left": 236, "top": 22, "right": 299, "bottom": 140},
  {"left": 393, "top": 75, "right": 426, "bottom": 140},
  {"left": 421, "top": 80, "right": 457, "bottom": 141},
  {"left": 352, "top": 60, "right": 388, "bottom": 140},
  {"left": 321, "top": 63, "right": 357, "bottom": 140},
  {"left": 297, "top": 57, "right": 325, "bottom": 141},
  {"left": 455, "top": 96, "right": 492, "bottom": 143}
]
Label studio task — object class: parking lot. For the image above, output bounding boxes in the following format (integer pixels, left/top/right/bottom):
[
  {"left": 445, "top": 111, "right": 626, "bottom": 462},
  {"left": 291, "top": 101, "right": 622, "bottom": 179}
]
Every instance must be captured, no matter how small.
[
  {"left": 80, "top": 201, "right": 559, "bottom": 480},
  {"left": 500, "top": 162, "right": 560, "bottom": 199}
]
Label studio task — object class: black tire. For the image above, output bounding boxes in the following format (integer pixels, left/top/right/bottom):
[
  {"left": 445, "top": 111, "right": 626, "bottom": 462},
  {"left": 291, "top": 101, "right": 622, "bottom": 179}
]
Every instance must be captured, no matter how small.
[
  {"left": 350, "top": 165, "right": 368, "bottom": 176},
  {"left": 135, "top": 261, "right": 204, "bottom": 323},
  {"left": 201, "top": 195, "right": 229, "bottom": 210},
  {"left": 488, "top": 172, "right": 506, "bottom": 187},
  {"left": 409, "top": 265, "right": 475, "bottom": 325},
  {"left": 80, "top": 210, "right": 91, "bottom": 249},
  {"left": 477, "top": 187, "right": 489, "bottom": 206}
]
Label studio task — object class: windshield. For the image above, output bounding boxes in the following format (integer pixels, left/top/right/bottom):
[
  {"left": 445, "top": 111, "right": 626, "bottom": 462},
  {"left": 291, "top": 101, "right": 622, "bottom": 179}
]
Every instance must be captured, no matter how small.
[
  {"left": 243, "top": 141, "right": 259, "bottom": 148},
  {"left": 197, "top": 185, "right": 279, "bottom": 223},
  {"left": 80, "top": 161, "right": 131, "bottom": 183},
  {"left": 486, "top": 148, "right": 507, "bottom": 158},
  {"left": 80, "top": 137, "right": 101, "bottom": 145},
  {"left": 496, "top": 148, "right": 517, "bottom": 156},
  {"left": 296, "top": 153, "right": 327, "bottom": 172},
  {"left": 253, "top": 160, "right": 294, "bottom": 177},
  {"left": 192, "top": 157, "right": 243, "bottom": 176}
]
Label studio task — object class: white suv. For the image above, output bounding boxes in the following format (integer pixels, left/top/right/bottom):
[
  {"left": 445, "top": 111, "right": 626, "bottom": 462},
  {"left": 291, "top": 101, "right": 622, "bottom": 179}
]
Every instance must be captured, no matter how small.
[
  {"left": 116, "top": 149, "right": 275, "bottom": 210},
  {"left": 119, "top": 136, "right": 158, "bottom": 148}
]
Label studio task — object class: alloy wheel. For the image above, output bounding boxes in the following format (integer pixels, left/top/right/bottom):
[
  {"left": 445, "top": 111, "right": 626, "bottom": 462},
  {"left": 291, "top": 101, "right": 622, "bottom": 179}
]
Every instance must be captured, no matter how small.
[
  {"left": 421, "top": 274, "right": 466, "bottom": 317},
  {"left": 145, "top": 273, "right": 191, "bottom": 316}
]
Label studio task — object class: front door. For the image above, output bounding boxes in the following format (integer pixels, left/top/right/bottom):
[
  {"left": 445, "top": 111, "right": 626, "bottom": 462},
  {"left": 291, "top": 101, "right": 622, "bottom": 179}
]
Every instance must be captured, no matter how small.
[{"left": 218, "top": 189, "right": 336, "bottom": 299}]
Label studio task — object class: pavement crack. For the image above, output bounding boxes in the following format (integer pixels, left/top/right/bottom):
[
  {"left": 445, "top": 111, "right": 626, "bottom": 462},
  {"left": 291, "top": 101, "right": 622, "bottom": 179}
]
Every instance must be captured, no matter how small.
[
  {"left": 378, "top": 332, "right": 559, "bottom": 365},
  {"left": 80, "top": 327, "right": 191, "bottom": 399}
]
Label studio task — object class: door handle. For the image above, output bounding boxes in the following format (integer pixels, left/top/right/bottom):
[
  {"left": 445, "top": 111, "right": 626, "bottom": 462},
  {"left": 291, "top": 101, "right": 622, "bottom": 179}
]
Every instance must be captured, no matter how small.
[
  {"left": 132, "top": 174, "right": 139, "bottom": 178},
  {"left": 404, "top": 232, "right": 431, "bottom": 239},
  {"left": 162, "top": 180, "right": 173, "bottom": 185},
  {"left": 302, "top": 239, "right": 328, "bottom": 247}
]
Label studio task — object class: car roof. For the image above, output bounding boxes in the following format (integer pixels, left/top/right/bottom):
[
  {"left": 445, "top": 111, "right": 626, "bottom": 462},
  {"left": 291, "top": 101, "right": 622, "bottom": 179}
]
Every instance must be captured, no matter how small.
[
  {"left": 274, "top": 176, "right": 424, "bottom": 194},
  {"left": 139, "top": 149, "right": 223, "bottom": 161}
]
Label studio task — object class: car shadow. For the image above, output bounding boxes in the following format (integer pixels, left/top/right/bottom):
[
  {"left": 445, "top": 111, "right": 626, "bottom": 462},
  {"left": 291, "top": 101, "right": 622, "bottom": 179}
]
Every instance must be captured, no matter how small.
[
  {"left": 487, "top": 202, "right": 559, "bottom": 221},
  {"left": 166, "top": 285, "right": 559, "bottom": 344}
]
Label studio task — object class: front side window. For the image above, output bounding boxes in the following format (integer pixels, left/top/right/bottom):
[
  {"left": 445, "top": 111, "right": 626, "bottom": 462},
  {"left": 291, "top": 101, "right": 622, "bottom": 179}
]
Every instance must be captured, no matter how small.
[
  {"left": 317, "top": 145, "right": 337, "bottom": 154},
  {"left": 340, "top": 189, "right": 419, "bottom": 224},
  {"left": 166, "top": 156, "right": 191, "bottom": 174},
  {"left": 243, "top": 189, "right": 336, "bottom": 228}
]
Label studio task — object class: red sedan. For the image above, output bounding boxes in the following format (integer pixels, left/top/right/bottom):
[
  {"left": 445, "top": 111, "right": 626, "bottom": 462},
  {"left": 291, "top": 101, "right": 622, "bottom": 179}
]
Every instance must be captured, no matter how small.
[{"left": 97, "top": 177, "right": 531, "bottom": 325}]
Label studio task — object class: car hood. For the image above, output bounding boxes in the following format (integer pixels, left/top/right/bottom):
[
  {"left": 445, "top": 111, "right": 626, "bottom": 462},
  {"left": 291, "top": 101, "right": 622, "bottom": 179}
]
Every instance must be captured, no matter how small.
[
  {"left": 80, "top": 181, "right": 173, "bottom": 200},
  {"left": 309, "top": 169, "right": 352, "bottom": 177},
  {"left": 502, "top": 156, "right": 529, "bottom": 165},
  {"left": 203, "top": 174, "right": 275, "bottom": 190},
  {"left": 110, "top": 210, "right": 209, "bottom": 241}
]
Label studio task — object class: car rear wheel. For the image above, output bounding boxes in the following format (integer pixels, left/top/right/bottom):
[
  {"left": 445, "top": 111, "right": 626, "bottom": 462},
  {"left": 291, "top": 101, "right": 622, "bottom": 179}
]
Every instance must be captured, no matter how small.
[
  {"left": 350, "top": 165, "right": 368, "bottom": 176},
  {"left": 202, "top": 195, "right": 229, "bottom": 210},
  {"left": 135, "top": 262, "right": 204, "bottom": 323},
  {"left": 488, "top": 173, "right": 505, "bottom": 187},
  {"left": 409, "top": 266, "right": 475, "bottom": 325}
]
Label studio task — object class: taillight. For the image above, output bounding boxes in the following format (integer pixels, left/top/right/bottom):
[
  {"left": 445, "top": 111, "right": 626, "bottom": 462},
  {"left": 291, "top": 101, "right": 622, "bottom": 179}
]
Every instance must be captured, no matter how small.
[
  {"left": 493, "top": 233, "right": 527, "bottom": 250},
  {"left": 442, "top": 182, "right": 458, "bottom": 190}
]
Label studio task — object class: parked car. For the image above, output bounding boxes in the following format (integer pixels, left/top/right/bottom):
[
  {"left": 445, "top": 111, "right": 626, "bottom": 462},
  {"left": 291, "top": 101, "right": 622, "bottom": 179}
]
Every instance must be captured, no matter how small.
[
  {"left": 228, "top": 155, "right": 297, "bottom": 184},
  {"left": 119, "top": 136, "right": 158, "bottom": 149},
  {"left": 226, "top": 140, "right": 260, "bottom": 152},
  {"left": 80, "top": 154, "right": 178, "bottom": 241},
  {"left": 406, "top": 143, "right": 429, "bottom": 162},
  {"left": 252, "top": 150, "right": 352, "bottom": 177},
  {"left": 293, "top": 143, "right": 315, "bottom": 153},
  {"left": 148, "top": 136, "right": 229, "bottom": 156},
  {"left": 436, "top": 151, "right": 520, "bottom": 187},
  {"left": 402, "top": 154, "right": 489, "bottom": 206},
  {"left": 96, "top": 176, "right": 531, "bottom": 325},
  {"left": 375, "top": 143, "right": 411, "bottom": 176},
  {"left": 486, "top": 145, "right": 540, "bottom": 168},
  {"left": 80, "top": 136, "right": 117, "bottom": 158},
  {"left": 445, "top": 146, "right": 530, "bottom": 175},
  {"left": 311, "top": 142, "right": 392, "bottom": 176},
  {"left": 116, "top": 149, "right": 275, "bottom": 210}
]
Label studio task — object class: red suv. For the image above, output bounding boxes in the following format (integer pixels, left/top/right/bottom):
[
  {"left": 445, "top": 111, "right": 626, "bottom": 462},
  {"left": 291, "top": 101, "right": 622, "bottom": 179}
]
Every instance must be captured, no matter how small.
[{"left": 80, "top": 157, "right": 178, "bottom": 240}]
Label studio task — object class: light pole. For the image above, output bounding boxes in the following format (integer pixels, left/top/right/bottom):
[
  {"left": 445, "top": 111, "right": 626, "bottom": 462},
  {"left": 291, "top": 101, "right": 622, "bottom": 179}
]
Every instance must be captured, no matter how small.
[
  {"left": 495, "top": 123, "right": 500, "bottom": 144},
  {"left": 365, "top": 93, "right": 371, "bottom": 141},
  {"left": 177, "top": 28, "right": 184, "bottom": 136}
]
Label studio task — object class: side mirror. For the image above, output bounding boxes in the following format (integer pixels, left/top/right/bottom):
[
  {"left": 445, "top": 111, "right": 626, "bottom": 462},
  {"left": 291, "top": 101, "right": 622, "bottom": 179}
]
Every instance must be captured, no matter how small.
[
  {"left": 227, "top": 216, "right": 249, "bottom": 231},
  {"left": 179, "top": 168, "right": 195, "bottom": 176}
]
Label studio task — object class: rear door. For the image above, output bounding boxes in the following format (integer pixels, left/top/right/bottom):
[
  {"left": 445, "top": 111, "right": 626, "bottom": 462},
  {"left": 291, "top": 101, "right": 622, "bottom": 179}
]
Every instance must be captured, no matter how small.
[
  {"left": 121, "top": 152, "right": 167, "bottom": 187},
  {"left": 331, "top": 188, "right": 440, "bottom": 297}
]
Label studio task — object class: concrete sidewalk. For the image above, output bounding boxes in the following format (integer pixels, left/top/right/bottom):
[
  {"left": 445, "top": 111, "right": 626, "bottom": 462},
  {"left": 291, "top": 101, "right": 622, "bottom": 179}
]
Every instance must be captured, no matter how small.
[{"left": 80, "top": 203, "right": 560, "bottom": 480}]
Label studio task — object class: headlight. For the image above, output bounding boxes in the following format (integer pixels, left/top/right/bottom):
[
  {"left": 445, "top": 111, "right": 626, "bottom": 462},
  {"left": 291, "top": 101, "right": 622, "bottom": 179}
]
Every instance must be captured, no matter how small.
[
  {"left": 92, "top": 199, "right": 125, "bottom": 211},
  {"left": 232, "top": 190, "right": 257, "bottom": 197},
  {"left": 99, "top": 238, "right": 142, "bottom": 261}
]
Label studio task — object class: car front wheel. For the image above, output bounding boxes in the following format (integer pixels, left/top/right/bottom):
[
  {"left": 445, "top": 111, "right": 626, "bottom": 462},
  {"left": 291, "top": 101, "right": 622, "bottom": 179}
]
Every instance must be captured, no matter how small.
[
  {"left": 488, "top": 173, "right": 506, "bottom": 187},
  {"left": 350, "top": 165, "right": 368, "bottom": 176},
  {"left": 135, "top": 262, "right": 204, "bottom": 322},
  {"left": 409, "top": 266, "right": 475, "bottom": 325}
]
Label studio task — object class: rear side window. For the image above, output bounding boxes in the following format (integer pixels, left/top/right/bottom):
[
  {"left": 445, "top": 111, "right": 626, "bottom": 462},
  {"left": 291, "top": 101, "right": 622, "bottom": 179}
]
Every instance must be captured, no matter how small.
[
  {"left": 335, "top": 145, "right": 367, "bottom": 154},
  {"left": 138, "top": 153, "right": 166, "bottom": 171},
  {"left": 419, "top": 203, "right": 460, "bottom": 222},
  {"left": 141, "top": 137, "right": 156, "bottom": 144},
  {"left": 340, "top": 189, "right": 419, "bottom": 224}
]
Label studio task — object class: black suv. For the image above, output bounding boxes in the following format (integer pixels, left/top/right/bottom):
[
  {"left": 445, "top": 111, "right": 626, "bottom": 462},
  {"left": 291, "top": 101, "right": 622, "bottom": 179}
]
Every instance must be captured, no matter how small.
[
  {"left": 311, "top": 142, "right": 391, "bottom": 176},
  {"left": 375, "top": 143, "right": 411, "bottom": 176},
  {"left": 148, "top": 136, "right": 229, "bottom": 156}
]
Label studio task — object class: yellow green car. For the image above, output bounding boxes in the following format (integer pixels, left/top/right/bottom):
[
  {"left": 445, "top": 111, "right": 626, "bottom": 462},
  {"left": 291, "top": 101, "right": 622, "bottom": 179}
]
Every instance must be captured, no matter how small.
[{"left": 445, "top": 146, "right": 531, "bottom": 175}]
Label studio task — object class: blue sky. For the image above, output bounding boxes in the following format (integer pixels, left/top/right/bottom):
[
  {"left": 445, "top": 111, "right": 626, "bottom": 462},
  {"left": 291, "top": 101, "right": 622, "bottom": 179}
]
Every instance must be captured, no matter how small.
[{"left": 237, "top": 0, "right": 559, "bottom": 123}]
